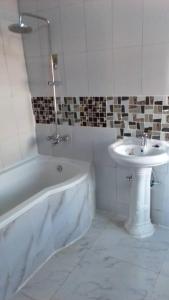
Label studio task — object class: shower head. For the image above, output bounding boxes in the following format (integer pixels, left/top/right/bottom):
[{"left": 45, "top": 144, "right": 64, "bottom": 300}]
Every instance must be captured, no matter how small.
[
  {"left": 8, "top": 12, "right": 50, "bottom": 35},
  {"left": 8, "top": 22, "right": 32, "bottom": 34}
]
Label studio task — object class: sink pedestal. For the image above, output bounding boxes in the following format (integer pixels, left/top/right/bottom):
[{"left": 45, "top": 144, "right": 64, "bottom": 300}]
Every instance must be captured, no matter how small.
[{"left": 125, "top": 167, "right": 154, "bottom": 238}]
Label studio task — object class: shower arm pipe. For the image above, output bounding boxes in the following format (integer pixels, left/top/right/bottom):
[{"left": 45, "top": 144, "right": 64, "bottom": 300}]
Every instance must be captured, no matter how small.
[{"left": 21, "top": 12, "right": 58, "bottom": 132}]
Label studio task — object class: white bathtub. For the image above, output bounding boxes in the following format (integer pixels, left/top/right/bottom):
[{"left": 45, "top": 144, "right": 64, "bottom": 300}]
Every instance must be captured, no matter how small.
[{"left": 0, "top": 155, "right": 95, "bottom": 300}]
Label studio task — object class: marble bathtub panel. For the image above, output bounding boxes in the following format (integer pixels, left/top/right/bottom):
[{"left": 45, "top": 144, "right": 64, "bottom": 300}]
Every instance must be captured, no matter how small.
[
  {"left": 79, "top": 182, "right": 93, "bottom": 231},
  {"left": 0, "top": 232, "right": 10, "bottom": 300},
  {"left": 65, "top": 181, "right": 91, "bottom": 244},
  {"left": 88, "top": 167, "right": 96, "bottom": 219},
  {"left": 29, "top": 200, "right": 55, "bottom": 272},
  {"left": 0, "top": 170, "right": 94, "bottom": 300},
  {"left": 10, "top": 292, "right": 31, "bottom": 300},
  {"left": 48, "top": 179, "right": 91, "bottom": 250},
  {"left": 48, "top": 190, "right": 72, "bottom": 249},
  {"left": 21, "top": 177, "right": 94, "bottom": 300},
  {"left": 1, "top": 211, "right": 35, "bottom": 299}
]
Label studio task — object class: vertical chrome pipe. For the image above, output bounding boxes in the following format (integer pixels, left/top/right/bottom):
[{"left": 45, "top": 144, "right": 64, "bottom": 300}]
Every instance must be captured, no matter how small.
[
  {"left": 47, "top": 22, "right": 58, "bottom": 132},
  {"left": 21, "top": 13, "right": 58, "bottom": 132}
]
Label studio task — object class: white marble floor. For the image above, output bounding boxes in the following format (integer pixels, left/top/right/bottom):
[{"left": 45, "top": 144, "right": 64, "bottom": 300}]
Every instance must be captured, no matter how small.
[{"left": 11, "top": 212, "right": 169, "bottom": 300}]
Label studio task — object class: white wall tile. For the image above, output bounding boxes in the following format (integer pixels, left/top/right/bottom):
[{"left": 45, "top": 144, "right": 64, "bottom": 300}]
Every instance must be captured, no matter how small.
[
  {"left": 142, "top": 44, "right": 169, "bottom": 95},
  {"left": 27, "top": 55, "right": 53, "bottom": 97},
  {"left": 113, "top": 0, "right": 143, "bottom": 47},
  {"left": 60, "top": 3, "right": 86, "bottom": 54},
  {"left": 116, "top": 166, "right": 131, "bottom": 206},
  {"left": 151, "top": 210, "right": 164, "bottom": 225},
  {"left": 0, "top": 1, "right": 37, "bottom": 171},
  {"left": 54, "top": 65, "right": 67, "bottom": 97},
  {"left": 95, "top": 164, "right": 117, "bottom": 213},
  {"left": 18, "top": 0, "right": 38, "bottom": 13},
  {"left": 71, "top": 126, "right": 94, "bottom": 162},
  {"left": 0, "top": 24, "right": 4, "bottom": 55},
  {"left": 38, "top": 22, "right": 51, "bottom": 57},
  {"left": 36, "top": 124, "right": 54, "bottom": 156},
  {"left": 19, "top": 130, "right": 37, "bottom": 160},
  {"left": 37, "top": 0, "right": 59, "bottom": 11},
  {"left": 0, "top": 137, "right": 22, "bottom": 168},
  {"left": 12, "top": 95, "right": 35, "bottom": 133},
  {"left": 143, "top": 0, "right": 169, "bottom": 45},
  {"left": 20, "top": 0, "right": 169, "bottom": 97},
  {"left": 85, "top": 0, "right": 113, "bottom": 51},
  {"left": 6, "top": 56, "right": 28, "bottom": 95},
  {"left": 38, "top": 8, "right": 63, "bottom": 55},
  {"left": 87, "top": 50, "right": 114, "bottom": 96},
  {"left": 92, "top": 127, "right": 117, "bottom": 167},
  {"left": 0, "top": 98, "right": 18, "bottom": 140},
  {"left": 1, "top": 21, "right": 24, "bottom": 58},
  {"left": 162, "top": 212, "right": 169, "bottom": 227},
  {"left": 64, "top": 53, "right": 88, "bottom": 96},
  {"left": 0, "top": 0, "right": 18, "bottom": 17},
  {"left": 0, "top": 53, "right": 11, "bottom": 97},
  {"left": 22, "top": 18, "right": 40, "bottom": 58},
  {"left": 113, "top": 46, "right": 142, "bottom": 95},
  {"left": 151, "top": 188, "right": 164, "bottom": 212},
  {"left": 60, "top": 0, "right": 83, "bottom": 6}
]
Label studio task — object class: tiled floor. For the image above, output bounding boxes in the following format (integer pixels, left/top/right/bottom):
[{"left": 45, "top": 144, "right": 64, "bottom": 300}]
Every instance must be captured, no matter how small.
[{"left": 12, "top": 212, "right": 169, "bottom": 300}]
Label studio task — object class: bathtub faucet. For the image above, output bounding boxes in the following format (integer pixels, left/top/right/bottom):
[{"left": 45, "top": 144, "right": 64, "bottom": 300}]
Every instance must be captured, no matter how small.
[{"left": 47, "top": 134, "right": 70, "bottom": 145}]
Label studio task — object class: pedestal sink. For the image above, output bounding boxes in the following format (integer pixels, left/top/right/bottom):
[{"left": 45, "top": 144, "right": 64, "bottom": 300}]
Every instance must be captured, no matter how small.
[{"left": 108, "top": 138, "right": 169, "bottom": 238}]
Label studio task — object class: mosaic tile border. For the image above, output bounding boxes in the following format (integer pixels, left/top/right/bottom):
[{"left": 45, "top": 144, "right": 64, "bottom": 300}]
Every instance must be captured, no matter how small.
[
  {"left": 31, "top": 96, "right": 169, "bottom": 141},
  {"left": 32, "top": 97, "right": 55, "bottom": 124}
]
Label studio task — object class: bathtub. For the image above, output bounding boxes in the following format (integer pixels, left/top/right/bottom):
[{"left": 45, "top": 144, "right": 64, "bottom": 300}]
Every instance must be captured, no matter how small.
[{"left": 0, "top": 155, "right": 95, "bottom": 300}]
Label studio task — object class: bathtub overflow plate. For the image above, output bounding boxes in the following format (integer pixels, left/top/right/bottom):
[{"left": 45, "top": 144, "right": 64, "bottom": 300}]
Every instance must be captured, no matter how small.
[{"left": 57, "top": 165, "right": 63, "bottom": 173}]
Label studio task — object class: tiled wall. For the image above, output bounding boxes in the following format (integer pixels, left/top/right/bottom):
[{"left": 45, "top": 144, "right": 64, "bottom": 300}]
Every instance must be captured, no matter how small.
[
  {"left": 19, "top": 0, "right": 169, "bottom": 97},
  {"left": 19, "top": 0, "right": 169, "bottom": 227},
  {"left": 32, "top": 96, "right": 169, "bottom": 140},
  {"left": 0, "top": 0, "right": 37, "bottom": 170}
]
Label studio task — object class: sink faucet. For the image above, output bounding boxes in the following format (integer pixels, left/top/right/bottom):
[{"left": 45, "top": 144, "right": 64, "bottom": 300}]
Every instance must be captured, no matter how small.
[
  {"left": 140, "top": 133, "right": 148, "bottom": 152},
  {"left": 47, "top": 133, "right": 70, "bottom": 145}
]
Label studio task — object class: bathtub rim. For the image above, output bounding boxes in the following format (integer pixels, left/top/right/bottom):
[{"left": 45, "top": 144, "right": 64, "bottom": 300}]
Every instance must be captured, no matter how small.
[{"left": 0, "top": 155, "right": 91, "bottom": 229}]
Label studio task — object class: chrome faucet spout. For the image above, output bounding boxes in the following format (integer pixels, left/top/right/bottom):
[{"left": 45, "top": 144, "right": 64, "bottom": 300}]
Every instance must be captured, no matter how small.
[
  {"left": 140, "top": 133, "right": 148, "bottom": 152},
  {"left": 142, "top": 133, "right": 148, "bottom": 146}
]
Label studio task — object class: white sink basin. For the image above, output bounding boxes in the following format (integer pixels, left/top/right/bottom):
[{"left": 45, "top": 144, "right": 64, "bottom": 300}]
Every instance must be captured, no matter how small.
[
  {"left": 108, "top": 138, "right": 169, "bottom": 168},
  {"left": 108, "top": 138, "right": 169, "bottom": 238}
]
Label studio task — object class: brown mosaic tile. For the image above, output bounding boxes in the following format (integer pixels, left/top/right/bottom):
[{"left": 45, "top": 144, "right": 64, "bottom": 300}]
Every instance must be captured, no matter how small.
[
  {"left": 137, "top": 123, "right": 144, "bottom": 130},
  {"left": 145, "top": 114, "right": 153, "bottom": 122},
  {"left": 166, "top": 115, "right": 169, "bottom": 123},
  {"left": 129, "top": 105, "right": 141, "bottom": 113},
  {"left": 163, "top": 106, "right": 169, "bottom": 114},
  {"left": 152, "top": 133, "right": 160, "bottom": 140},
  {"left": 137, "top": 96, "right": 146, "bottom": 105},
  {"left": 154, "top": 105, "right": 162, "bottom": 114},
  {"left": 145, "top": 105, "right": 154, "bottom": 113},
  {"left": 162, "top": 124, "right": 169, "bottom": 132},
  {"left": 113, "top": 121, "right": 125, "bottom": 128},
  {"left": 133, "top": 114, "right": 145, "bottom": 122},
  {"left": 31, "top": 95, "right": 169, "bottom": 140},
  {"left": 129, "top": 96, "right": 137, "bottom": 105},
  {"left": 153, "top": 123, "right": 161, "bottom": 131},
  {"left": 165, "top": 133, "right": 169, "bottom": 140}
]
